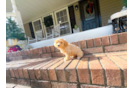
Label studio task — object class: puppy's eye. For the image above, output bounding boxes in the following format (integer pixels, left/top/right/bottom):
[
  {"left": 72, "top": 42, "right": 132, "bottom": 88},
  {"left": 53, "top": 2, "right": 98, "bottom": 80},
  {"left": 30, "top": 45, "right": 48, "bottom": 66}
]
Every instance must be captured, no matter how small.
[{"left": 61, "top": 42, "right": 62, "bottom": 44}]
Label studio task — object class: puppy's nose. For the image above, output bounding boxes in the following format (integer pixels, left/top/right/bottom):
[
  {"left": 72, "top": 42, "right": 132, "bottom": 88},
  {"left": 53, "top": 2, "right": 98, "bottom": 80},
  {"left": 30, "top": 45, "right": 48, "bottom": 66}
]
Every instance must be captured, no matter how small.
[{"left": 58, "top": 45, "right": 60, "bottom": 47}]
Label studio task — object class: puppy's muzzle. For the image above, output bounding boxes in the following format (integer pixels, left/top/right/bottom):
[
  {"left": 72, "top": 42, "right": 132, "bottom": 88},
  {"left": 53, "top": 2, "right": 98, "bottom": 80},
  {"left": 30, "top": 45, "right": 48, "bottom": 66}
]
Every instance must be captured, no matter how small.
[{"left": 57, "top": 43, "right": 60, "bottom": 47}]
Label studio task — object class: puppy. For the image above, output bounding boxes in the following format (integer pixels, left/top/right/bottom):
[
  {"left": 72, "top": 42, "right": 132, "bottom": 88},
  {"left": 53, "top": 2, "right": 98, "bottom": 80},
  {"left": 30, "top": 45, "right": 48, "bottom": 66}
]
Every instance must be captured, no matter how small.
[{"left": 54, "top": 38, "right": 84, "bottom": 62}]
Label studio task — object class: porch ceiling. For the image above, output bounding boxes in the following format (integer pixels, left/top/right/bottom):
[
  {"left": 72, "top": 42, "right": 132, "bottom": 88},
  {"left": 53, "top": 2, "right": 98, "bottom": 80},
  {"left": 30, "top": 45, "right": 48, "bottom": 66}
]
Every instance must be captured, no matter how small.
[{"left": 6, "top": 0, "right": 78, "bottom": 24}]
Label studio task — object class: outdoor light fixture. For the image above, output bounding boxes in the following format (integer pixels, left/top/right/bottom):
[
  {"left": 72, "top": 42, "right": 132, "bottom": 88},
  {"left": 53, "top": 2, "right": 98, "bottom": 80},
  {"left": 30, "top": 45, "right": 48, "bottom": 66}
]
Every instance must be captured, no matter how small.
[{"left": 75, "top": 5, "right": 78, "bottom": 10}]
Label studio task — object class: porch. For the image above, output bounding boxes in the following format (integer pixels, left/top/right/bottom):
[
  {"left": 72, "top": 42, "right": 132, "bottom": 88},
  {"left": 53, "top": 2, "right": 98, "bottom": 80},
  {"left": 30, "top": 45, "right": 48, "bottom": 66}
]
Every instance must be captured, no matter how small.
[{"left": 6, "top": 0, "right": 125, "bottom": 49}]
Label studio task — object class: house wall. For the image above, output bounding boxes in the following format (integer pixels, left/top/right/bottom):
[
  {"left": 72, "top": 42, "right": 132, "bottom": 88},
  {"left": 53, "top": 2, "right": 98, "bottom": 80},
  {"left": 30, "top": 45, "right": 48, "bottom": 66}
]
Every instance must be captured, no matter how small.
[
  {"left": 99, "top": 0, "right": 123, "bottom": 26},
  {"left": 24, "top": 23, "right": 32, "bottom": 37},
  {"left": 72, "top": 2, "right": 82, "bottom": 31}
]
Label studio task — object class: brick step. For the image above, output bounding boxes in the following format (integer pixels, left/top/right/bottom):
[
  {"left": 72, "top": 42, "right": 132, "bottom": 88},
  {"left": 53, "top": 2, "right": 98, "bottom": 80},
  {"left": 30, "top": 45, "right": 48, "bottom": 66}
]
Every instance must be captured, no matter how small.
[
  {"left": 7, "top": 78, "right": 127, "bottom": 88},
  {"left": 6, "top": 32, "right": 127, "bottom": 61},
  {"left": 6, "top": 51, "right": 127, "bottom": 87}
]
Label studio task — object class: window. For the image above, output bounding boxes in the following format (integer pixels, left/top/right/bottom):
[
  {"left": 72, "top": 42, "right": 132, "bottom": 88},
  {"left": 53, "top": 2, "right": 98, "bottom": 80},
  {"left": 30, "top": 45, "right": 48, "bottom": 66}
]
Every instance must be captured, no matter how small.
[
  {"left": 55, "top": 8, "right": 71, "bottom": 35},
  {"left": 33, "top": 20, "right": 42, "bottom": 31}
]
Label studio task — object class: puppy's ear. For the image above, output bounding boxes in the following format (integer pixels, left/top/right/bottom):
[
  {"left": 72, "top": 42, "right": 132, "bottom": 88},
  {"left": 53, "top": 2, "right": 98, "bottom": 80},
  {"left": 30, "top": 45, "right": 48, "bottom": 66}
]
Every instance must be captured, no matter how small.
[{"left": 64, "top": 39, "right": 68, "bottom": 47}]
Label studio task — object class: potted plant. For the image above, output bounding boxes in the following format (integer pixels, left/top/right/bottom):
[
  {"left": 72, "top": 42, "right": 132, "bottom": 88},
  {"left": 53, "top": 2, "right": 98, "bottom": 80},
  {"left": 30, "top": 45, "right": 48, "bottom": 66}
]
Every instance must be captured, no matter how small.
[
  {"left": 122, "top": 0, "right": 134, "bottom": 7},
  {"left": 6, "top": 17, "right": 27, "bottom": 50},
  {"left": 73, "top": 24, "right": 80, "bottom": 33}
]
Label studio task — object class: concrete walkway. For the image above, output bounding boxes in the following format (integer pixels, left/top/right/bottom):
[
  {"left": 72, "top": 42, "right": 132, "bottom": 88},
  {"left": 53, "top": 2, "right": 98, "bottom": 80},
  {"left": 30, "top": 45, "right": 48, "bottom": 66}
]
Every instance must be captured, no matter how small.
[{"left": 6, "top": 83, "right": 31, "bottom": 88}]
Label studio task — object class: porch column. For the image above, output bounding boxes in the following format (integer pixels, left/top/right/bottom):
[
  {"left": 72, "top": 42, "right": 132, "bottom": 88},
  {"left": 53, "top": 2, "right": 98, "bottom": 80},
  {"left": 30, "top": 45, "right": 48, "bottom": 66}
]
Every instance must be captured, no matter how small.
[{"left": 10, "top": 0, "right": 25, "bottom": 34}]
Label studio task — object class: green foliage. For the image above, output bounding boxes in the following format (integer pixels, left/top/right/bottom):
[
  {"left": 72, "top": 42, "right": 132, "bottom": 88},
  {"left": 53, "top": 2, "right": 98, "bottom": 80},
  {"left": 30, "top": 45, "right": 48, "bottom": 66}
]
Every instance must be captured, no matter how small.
[
  {"left": 121, "top": 0, "right": 127, "bottom": 7},
  {"left": 74, "top": 24, "right": 78, "bottom": 30},
  {"left": 6, "top": 17, "right": 26, "bottom": 40}
]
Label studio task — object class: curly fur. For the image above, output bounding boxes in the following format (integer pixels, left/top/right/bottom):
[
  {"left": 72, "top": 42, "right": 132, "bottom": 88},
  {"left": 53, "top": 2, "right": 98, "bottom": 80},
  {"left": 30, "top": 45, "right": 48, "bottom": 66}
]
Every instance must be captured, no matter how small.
[{"left": 54, "top": 38, "right": 84, "bottom": 61}]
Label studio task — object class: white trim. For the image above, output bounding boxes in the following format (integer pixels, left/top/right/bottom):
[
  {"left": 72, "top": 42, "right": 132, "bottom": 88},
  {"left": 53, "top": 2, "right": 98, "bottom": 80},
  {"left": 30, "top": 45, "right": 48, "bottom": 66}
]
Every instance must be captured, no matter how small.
[
  {"left": 54, "top": 7, "right": 72, "bottom": 34},
  {"left": 32, "top": 18, "right": 44, "bottom": 36},
  {"left": 23, "top": 0, "right": 79, "bottom": 24},
  {"left": 41, "top": 12, "right": 56, "bottom": 37}
]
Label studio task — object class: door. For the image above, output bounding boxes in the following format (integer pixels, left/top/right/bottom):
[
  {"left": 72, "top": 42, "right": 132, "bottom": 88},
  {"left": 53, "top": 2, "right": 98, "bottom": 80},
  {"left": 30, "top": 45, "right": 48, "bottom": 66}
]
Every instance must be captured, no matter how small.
[
  {"left": 32, "top": 18, "right": 44, "bottom": 37},
  {"left": 79, "top": 0, "right": 101, "bottom": 31},
  {"left": 68, "top": 5, "right": 76, "bottom": 33},
  {"left": 54, "top": 7, "right": 72, "bottom": 35},
  {"left": 29, "top": 22, "right": 35, "bottom": 38},
  {"left": 42, "top": 13, "right": 55, "bottom": 36}
]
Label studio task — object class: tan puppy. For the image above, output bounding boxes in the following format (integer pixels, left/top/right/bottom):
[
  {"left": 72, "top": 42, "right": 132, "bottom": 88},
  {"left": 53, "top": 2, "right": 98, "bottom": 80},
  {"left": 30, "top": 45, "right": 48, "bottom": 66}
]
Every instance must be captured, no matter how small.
[{"left": 54, "top": 38, "right": 84, "bottom": 61}]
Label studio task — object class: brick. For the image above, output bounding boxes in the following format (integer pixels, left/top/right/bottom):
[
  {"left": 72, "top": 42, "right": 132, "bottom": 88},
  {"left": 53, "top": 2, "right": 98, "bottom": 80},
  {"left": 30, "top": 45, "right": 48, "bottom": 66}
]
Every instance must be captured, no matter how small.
[
  {"left": 26, "top": 49, "right": 31, "bottom": 55},
  {"left": 48, "top": 60, "right": 64, "bottom": 81},
  {"left": 28, "top": 61, "right": 49, "bottom": 80},
  {"left": 34, "top": 60, "right": 53, "bottom": 80},
  {"left": 77, "top": 58, "right": 90, "bottom": 83},
  {"left": 58, "top": 83, "right": 68, "bottom": 88},
  {"left": 94, "top": 37, "right": 101, "bottom": 46},
  {"left": 50, "top": 46, "right": 55, "bottom": 52},
  {"left": 13, "top": 68, "right": 20, "bottom": 78},
  {"left": 83, "top": 47, "right": 103, "bottom": 54},
  {"left": 33, "top": 48, "right": 39, "bottom": 55},
  {"left": 105, "top": 43, "right": 127, "bottom": 52},
  {"left": 40, "top": 58, "right": 62, "bottom": 80},
  {"left": 23, "top": 56, "right": 31, "bottom": 59},
  {"left": 6, "top": 77, "right": 11, "bottom": 83},
  {"left": 101, "top": 36, "right": 110, "bottom": 46},
  {"left": 10, "top": 78, "right": 17, "bottom": 84},
  {"left": 6, "top": 69, "right": 11, "bottom": 78},
  {"left": 18, "top": 68, "right": 24, "bottom": 78},
  {"left": 38, "top": 81, "right": 51, "bottom": 88},
  {"left": 29, "top": 49, "right": 34, "bottom": 55},
  {"left": 99, "top": 57, "right": 121, "bottom": 86},
  {"left": 110, "top": 34, "right": 118, "bottom": 44},
  {"left": 32, "top": 54, "right": 41, "bottom": 59},
  {"left": 118, "top": 32, "right": 127, "bottom": 44},
  {"left": 40, "top": 53, "right": 51, "bottom": 58},
  {"left": 71, "top": 41, "right": 79, "bottom": 47},
  {"left": 9, "top": 52, "right": 14, "bottom": 57},
  {"left": 6, "top": 53, "right": 9, "bottom": 58},
  {"left": 17, "top": 79, "right": 30, "bottom": 86},
  {"left": 12, "top": 52, "right": 17, "bottom": 57},
  {"left": 119, "top": 55, "right": 127, "bottom": 60},
  {"left": 28, "top": 64, "right": 42, "bottom": 80},
  {"left": 42, "top": 46, "right": 47, "bottom": 53},
  {"left": 21, "top": 50, "right": 25, "bottom": 56},
  {"left": 66, "top": 59, "right": 80, "bottom": 82},
  {"left": 9, "top": 69, "right": 15, "bottom": 77},
  {"left": 54, "top": 47, "right": 60, "bottom": 52},
  {"left": 56, "top": 60, "right": 72, "bottom": 82},
  {"left": 67, "top": 83, "right": 77, "bottom": 88},
  {"left": 87, "top": 39, "right": 94, "bottom": 48},
  {"left": 80, "top": 40, "right": 87, "bottom": 49},
  {"left": 51, "top": 82, "right": 58, "bottom": 88},
  {"left": 31, "top": 80, "right": 39, "bottom": 88},
  {"left": 108, "top": 56, "right": 127, "bottom": 86},
  {"left": 89, "top": 57, "right": 104, "bottom": 85},
  {"left": 105, "top": 51, "right": 127, "bottom": 56},
  {"left": 23, "top": 61, "right": 45, "bottom": 79},
  {"left": 17, "top": 51, "right": 21, "bottom": 56},
  {"left": 24, "top": 50, "right": 27, "bottom": 56},
  {"left": 46, "top": 46, "right": 51, "bottom": 53},
  {"left": 81, "top": 84, "right": 105, "bottom": 88},
  {"left": 38, "top": 47, "right": 43, "bottom": 54},
  {"left": 56, "top": 83, "right": 77, "bottom": 88},
  {"left": 52, "top": 52, "right": 65, "bottom": 57}
]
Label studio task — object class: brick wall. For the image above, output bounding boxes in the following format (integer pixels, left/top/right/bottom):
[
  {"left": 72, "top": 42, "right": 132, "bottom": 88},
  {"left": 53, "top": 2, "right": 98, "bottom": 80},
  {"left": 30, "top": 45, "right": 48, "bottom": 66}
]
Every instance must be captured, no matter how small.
[{"left": 6, "top": 32, "right": 127, "bottom": 61}]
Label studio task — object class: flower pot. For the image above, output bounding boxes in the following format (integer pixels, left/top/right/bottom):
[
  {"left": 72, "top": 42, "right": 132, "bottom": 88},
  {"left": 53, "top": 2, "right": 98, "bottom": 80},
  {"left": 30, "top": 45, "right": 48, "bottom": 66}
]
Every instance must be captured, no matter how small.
[{"left": 73, "top": 28, "right": 80, "bottom": 33}]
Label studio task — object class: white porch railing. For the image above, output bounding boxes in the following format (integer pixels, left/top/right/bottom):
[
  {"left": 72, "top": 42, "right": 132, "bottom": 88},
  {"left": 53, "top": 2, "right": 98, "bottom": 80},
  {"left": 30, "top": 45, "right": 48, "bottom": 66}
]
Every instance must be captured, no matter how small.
[{"left": 29, "top": 25, "right": 113, "bottom": 48}]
